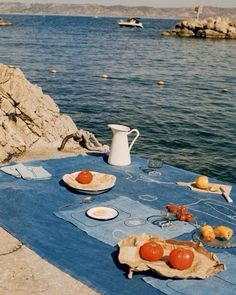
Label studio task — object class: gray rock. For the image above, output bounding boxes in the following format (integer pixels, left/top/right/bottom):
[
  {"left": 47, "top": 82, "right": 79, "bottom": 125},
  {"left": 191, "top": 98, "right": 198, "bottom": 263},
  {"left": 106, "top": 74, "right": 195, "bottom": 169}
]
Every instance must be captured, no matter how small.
[
  {"left": 227, "top": 31, "right": 236, "bottom": 39},
  {"left": 0, "top": 64, "right": 106, "bottom": 163},
  {"left": 196, "top": 29, "right": 206, "bottom": 38},
  {"left": 161, "top": 30, "right": 177, "bottom": 36},
  {"left": 206, "top": 19, "right": 216, "bottom": 30},
  {"left": 177, "top": 28, "right": 195, "bottom": 37},
  {"left": 175, "top": 22, "right": 182, "bottom": 29},
  {"left": 204, "top": 29, "right": 225, "bottom": 39},
  {"left": 229, "top": 20, "right": 236, "bottom": 27},
  {"left": 215, "top": 20, "right": 229, "bottom": 34},
  {"left": 0, "top": 17, "right": 11, "bottom": 26},
  {"left": 228, "top": 26, "right": 236, "bottom": 33},
  {"left": 162, "top": 17, "right": 236, "bottom": 39}
]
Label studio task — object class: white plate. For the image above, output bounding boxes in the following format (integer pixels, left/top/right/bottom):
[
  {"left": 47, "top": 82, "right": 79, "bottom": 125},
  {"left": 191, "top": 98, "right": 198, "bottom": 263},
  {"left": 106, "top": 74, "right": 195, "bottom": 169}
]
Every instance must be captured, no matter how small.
[
  {"left": 86, "top": 206, "right": 119, "bottom": 220},
  {"left": 62, "top": 171, "right": 116, "bottom": 195}
]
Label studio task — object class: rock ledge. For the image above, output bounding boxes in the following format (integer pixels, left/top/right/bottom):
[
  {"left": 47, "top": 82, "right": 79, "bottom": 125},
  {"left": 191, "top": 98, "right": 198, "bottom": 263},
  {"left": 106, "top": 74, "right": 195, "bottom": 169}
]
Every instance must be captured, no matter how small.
[
  {"left": 0, "top": 64, "right": 106, "bottom": 164},
  {"left": 162, "top": 17, "right": 236, "bottom": 39},
  {"left": 0, "top": 18, "right": 11, "bottom": 26}
]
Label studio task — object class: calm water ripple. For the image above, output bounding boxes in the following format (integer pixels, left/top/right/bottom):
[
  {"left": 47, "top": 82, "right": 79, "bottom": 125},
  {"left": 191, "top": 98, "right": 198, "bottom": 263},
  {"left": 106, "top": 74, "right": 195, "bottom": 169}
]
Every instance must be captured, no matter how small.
[{"left": 1, "top": 15, "right": 235, "bottom": 183}]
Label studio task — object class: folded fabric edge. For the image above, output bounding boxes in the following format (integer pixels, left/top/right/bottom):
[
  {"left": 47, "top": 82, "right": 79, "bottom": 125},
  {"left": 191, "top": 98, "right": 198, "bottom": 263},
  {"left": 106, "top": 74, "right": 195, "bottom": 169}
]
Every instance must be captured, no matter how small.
[{"left": 0, "top": 164, "right": 52, "bottom": 180}]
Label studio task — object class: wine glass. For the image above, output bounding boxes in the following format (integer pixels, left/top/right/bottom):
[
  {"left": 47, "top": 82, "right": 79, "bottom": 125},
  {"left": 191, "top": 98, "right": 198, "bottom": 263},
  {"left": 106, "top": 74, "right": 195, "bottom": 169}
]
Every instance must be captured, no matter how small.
[
  {"left": 148, "top": 159, "right": 163, "bottom": 175},
  {"left": 140, "top": 158, "right": 163, "bottom": 176}
]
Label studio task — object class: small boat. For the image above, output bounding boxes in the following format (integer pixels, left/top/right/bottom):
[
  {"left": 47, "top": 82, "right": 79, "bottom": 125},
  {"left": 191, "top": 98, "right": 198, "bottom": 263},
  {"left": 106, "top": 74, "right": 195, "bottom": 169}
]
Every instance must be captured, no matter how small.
[{"left": 118, "top": 18, "right": 143, "bottom": 29}]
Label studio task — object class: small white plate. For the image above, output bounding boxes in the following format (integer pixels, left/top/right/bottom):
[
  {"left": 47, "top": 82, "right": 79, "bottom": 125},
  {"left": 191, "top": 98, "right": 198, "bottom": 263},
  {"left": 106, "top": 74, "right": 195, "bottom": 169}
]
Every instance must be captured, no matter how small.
[
  {"left": 62, "top": 171, "right": 116, "bottom": 195},
  {"left": 86, "top": 206, "right": 119, "bottom": 220}
]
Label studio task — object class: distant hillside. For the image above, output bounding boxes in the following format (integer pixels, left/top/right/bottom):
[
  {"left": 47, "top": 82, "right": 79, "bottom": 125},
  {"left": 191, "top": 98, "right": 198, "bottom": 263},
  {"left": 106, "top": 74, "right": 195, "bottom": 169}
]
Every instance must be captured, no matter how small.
[{"left": 0, "top": 3, "right": 236, "bottom": 19}]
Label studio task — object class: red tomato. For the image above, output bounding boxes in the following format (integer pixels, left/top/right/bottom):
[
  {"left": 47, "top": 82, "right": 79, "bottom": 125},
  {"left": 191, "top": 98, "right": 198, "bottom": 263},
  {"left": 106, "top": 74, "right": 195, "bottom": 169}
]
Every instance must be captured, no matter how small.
[
  {"left": 178, "top": 205, "right": 187, "bottom": 214},
  {"left": 166, "top": 203, "right": 174, "bottom": 211},
  {"left": 139, "top": 242, "right": 164, "bottom": 261},
  {"left": 178, "top": 214, "right": 186, "bottom": 221},
  {"left": 166, "top": 204, "right": 178, "bottom": 214},
  {"left": 169, "top": 248, "right": 194, "bottom": 270},
  {"left": 76, "top": 171, "right": 93, "bottom": 184},
  {"left": 185, "top": 214, "right": 193, "bottom": 222}
]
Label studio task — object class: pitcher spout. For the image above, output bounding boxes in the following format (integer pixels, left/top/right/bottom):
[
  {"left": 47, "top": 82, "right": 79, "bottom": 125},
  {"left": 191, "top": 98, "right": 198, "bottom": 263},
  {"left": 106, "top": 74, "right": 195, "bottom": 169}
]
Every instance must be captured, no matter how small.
[{"left": 108, "top": 124, "right": 130, "bottom": 132}]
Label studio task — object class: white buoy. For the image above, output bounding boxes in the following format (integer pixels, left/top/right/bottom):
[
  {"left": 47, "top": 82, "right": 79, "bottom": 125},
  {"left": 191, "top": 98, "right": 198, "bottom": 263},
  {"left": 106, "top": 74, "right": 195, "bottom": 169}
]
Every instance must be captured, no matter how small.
[
  {"left": 222, "top": 88, "right": 229, "bottom": 92},
  {"left": 100, "top": 73, "right": 108, "bottom": 79},
  {"left": 51, "top": 69, "right": 58, "bottom": 74},
  {"left": 157, "top": 80, "right": 164, "bottom": 85}
]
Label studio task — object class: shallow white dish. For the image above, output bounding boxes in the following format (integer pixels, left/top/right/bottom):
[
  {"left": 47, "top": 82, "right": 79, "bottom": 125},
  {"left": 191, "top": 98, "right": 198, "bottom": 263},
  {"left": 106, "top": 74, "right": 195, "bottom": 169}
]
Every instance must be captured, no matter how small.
[
  {"left": 62, "top": 171, "right": 116, "bottom": 195},
  {"left": 86, "top": 206, "right": 119, "bottom": 220}
]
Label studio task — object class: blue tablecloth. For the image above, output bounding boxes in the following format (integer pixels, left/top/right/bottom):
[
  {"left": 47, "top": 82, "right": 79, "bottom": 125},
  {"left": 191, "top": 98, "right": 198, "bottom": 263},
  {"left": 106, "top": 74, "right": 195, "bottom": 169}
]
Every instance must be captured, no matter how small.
[
  {"left": 0, "top": 153, "right": 235, "bottom": 295},
  {"left": 55, "top": 195, "right": 195, "bottom": 246}
]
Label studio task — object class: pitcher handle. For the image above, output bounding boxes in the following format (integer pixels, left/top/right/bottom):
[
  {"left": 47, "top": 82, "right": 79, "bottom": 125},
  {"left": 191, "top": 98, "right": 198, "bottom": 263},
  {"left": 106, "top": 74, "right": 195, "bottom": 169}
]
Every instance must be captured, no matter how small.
[{"left": 127, "top": 129, "right": 140, "bottom": 151}]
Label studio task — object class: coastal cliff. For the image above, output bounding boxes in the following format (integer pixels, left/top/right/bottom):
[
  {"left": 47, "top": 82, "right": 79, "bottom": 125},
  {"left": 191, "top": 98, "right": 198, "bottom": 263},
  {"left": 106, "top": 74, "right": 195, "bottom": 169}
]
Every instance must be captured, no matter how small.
[
  {"left": 0, "top": 64, "right": 106, "bottom": 163},
  {"left": 162, "top": 17, "right": 236, "bottom": 39}
]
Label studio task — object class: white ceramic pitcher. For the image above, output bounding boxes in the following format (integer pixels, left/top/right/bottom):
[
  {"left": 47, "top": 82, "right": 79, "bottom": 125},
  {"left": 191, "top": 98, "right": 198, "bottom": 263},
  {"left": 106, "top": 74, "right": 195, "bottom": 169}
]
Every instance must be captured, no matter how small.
[{"left": 108, "top": 124, "right": 140, "bottom": 166}]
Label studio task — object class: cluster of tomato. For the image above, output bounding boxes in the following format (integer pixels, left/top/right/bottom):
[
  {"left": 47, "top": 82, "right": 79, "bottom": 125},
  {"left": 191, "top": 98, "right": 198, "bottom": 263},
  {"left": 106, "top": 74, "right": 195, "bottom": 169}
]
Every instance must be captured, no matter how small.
[
  {"left": 139, "top": 241, "right": 194, "bottom": 270},
  {"left": 166, "top": 203, "right": 193, "bottom": 222}
]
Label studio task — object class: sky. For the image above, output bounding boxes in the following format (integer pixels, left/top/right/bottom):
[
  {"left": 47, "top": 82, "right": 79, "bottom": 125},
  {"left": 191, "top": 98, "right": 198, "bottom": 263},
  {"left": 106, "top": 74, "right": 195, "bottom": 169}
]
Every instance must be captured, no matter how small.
[{"left": 0, "top": 0, "right": 235, "bottom": 8}]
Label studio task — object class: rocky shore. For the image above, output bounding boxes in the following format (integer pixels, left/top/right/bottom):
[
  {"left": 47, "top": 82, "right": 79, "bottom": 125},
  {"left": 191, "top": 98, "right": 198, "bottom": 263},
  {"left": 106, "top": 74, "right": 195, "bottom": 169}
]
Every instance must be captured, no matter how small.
[
  {"left": 0, "top": 17, "right": 11, "bottom": 26},
  {"left": 0, "top": 64, "right": 102, "bottom": 294},
  {"left": 0, "top": 64, "right": 107, "bottom": 164},
  {"left": 162, "top": 17, "right": 236, "bottom": 39}
]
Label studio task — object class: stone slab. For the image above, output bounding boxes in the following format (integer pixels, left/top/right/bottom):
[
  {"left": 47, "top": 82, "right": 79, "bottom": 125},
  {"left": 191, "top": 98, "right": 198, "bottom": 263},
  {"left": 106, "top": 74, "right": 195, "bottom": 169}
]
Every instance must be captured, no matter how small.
[{"left": 0, "top": 228, "right": 99, "bottom": 295}]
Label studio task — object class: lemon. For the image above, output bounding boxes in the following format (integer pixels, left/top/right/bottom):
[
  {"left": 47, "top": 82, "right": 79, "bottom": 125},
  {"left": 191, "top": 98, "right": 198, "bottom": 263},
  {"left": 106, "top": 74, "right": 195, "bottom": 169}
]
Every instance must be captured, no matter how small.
[{"left": 195, "top": 175, "right": 209, "bottom": 189}]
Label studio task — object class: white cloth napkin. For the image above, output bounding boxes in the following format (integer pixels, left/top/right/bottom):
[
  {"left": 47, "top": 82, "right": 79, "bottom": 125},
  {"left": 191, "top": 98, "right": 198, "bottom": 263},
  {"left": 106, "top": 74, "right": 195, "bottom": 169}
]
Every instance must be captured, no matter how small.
[{"left": 0, "top": 163, "right": 52, "bottom": 180}]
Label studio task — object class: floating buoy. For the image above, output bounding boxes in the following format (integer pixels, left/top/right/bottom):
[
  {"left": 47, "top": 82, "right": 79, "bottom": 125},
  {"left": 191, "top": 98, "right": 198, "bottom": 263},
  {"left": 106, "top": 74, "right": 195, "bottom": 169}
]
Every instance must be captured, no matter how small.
[
  {"left": 157, "top": 80, "right": 164, "bottom": 85},
  {"left": 222, "top": 88, "right": 229, "bottom": 92},
  {"left": 51, "top": 69, "right": 58, "bottom": 74},
  {"left": 100, "top": 73, "right": 108, "bottom": 79}
]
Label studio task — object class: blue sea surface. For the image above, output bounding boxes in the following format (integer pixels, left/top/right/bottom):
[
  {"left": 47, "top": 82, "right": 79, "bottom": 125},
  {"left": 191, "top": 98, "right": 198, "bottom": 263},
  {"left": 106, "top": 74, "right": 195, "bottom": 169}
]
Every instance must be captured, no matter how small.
[{"left": 0, "top": 15, "right": 235, "bottom": 183}]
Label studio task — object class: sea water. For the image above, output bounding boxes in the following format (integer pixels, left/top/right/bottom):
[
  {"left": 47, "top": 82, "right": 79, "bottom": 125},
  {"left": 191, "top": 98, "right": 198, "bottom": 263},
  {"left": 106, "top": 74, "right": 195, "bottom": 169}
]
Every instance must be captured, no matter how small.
[{"left": 0, "top": 15, "right": 235, "bottom": 183}]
